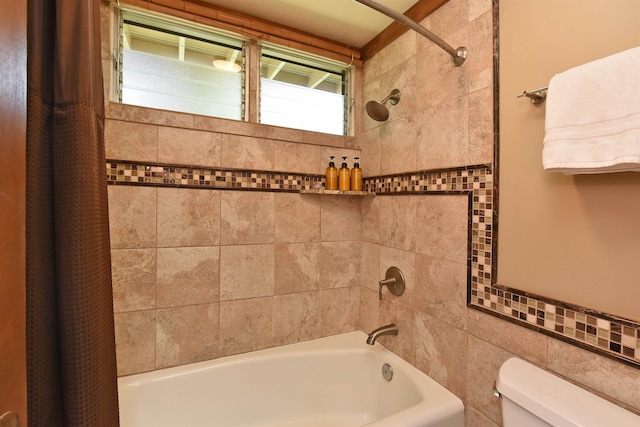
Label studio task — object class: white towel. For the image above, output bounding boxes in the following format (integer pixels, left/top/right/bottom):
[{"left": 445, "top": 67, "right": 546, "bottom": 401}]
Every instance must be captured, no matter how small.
[{"left": 542, "top": 46, "right": 640, "bottom": 174}]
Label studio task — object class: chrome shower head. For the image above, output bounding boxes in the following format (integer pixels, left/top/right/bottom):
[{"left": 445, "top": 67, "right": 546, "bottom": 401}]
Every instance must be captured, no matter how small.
[{"left": 365, "top": 89, "right": 401, "bottom": 122}]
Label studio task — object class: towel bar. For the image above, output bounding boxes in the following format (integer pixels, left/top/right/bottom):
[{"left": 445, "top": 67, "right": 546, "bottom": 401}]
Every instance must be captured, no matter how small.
[{"left": 517, "top": 86, "right": 548, "bottom": 104}]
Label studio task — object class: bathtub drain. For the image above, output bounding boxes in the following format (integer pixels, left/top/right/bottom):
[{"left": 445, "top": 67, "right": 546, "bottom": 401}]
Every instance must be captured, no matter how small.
[{"left": 382, "top": 363, "right": 393, "bottom": 381}]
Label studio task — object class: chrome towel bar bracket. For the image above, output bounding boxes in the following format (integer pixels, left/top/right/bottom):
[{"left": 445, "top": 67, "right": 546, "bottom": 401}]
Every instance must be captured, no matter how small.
[{"left": 516, "top": 85, "right": 549, "bottom": 104}]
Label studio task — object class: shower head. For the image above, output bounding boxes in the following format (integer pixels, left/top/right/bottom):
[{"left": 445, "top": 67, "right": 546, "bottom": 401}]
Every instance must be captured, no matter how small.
[{"left": 366, "top": 89, "right": 401, "bottom": 122}]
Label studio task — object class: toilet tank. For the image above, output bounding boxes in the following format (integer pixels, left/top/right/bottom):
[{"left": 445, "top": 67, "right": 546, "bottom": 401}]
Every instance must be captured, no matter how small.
[{"left": 496, "top": 357, "right": 640, "bottom": 427}]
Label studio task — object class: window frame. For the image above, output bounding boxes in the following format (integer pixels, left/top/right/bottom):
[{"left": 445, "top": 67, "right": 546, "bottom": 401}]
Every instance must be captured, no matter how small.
[
  {"left": 259, "top": 44, "right": 351, "bottom": 136},
  {"left": 115, "top": 7, "right": 247, "bottom": 121},
  {"left": 113, "top": 5, "right": 354, "bottom": 136}
]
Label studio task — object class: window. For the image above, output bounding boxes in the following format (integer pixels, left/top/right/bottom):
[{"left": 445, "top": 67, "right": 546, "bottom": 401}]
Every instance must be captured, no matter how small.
[
  {"left": 260, "top": 46, "right": 349, "bottom": 136},
  {"left": 115, "top": 8, "right": 351, "bottom": 135},
  {"left": 117, "top": 10, "right": 244, "bottom": 120}
]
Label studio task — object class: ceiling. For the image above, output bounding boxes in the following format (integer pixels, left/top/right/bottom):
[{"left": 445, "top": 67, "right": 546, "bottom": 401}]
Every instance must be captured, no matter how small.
[{"left": 198, "top": 0, "right": 420, "bottom": 48}]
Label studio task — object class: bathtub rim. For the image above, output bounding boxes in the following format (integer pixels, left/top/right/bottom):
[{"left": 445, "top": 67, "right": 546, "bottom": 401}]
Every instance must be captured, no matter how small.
[{"left": 118, "top": 331, "right": 465, "bottom": 427}]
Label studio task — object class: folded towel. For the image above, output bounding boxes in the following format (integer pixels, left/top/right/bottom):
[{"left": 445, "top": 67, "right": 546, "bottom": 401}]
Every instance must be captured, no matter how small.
[{"left": 542, "top": 46, "right": 640, "bottom": 174}]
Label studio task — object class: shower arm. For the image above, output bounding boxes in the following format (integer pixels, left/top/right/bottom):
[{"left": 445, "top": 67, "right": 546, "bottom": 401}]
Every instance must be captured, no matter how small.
[{"left": 354, "top": 0, "right": 467, "bottom": 66}]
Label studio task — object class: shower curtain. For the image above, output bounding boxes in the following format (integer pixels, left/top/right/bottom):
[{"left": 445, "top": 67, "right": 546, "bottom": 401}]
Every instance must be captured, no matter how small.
[{"left": 26, "top": 0, "right": 119, "bottom": 425}]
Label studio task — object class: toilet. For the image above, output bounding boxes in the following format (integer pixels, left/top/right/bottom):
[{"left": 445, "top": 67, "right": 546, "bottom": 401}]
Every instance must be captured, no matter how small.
[{"left": 496, "top": 357, "right": 640, "bottom": 427}]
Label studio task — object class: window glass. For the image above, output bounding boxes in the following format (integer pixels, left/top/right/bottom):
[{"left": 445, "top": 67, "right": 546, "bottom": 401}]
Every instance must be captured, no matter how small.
[
  {"left": 118, "top": 10, "right": 244, "bottom": 120},
  {"left": 116, "top": 9, "right": 352, "bottom": 135},
  {"left": 260, "top": 47, "right": 348, "bottom": 135}
]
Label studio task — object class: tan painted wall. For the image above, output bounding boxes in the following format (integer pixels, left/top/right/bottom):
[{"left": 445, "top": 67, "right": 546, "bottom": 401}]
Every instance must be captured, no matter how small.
[{"left": 497, "top": 0, "right": 640, "bottom": 321}]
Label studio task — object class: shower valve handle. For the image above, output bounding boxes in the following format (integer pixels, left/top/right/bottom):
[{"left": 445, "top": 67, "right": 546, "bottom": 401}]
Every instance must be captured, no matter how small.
[
  {"left": 378, "top": 267, "right": 405, "bottom": 300},
  {"left": 378, "top": 278, "right": 396, "bottom": 300}
]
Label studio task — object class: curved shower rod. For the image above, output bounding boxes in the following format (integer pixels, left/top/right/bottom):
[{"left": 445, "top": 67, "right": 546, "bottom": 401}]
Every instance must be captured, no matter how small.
[{"left": 355, "top": 0, "right": 467, "bottom": 66}]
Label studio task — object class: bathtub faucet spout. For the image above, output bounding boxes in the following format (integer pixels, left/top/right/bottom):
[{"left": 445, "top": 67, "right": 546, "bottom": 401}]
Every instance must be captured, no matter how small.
[{"left": 366, "top": 323, "right": 398, "bottom": 345}]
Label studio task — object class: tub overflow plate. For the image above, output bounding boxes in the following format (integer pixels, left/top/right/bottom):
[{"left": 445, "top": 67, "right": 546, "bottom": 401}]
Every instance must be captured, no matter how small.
[{"left": 382, "top": 363, "right": 393, "bottom": 381}]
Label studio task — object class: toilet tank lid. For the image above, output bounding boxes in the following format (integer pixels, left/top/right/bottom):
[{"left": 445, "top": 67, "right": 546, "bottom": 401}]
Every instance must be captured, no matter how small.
[{"left": 496, "top": 357, "right": 640, "bottom": 427}]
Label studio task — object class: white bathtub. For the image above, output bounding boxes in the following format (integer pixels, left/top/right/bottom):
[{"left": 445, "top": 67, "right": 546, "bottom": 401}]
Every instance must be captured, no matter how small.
[{"left": 118, "top": 331, "right": 464, "bottom": 427}]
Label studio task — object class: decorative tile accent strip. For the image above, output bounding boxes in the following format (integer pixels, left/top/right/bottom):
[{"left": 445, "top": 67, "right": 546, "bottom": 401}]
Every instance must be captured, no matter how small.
[
  {"left": 106, "top": 159, "right": 640, "bottom": 367},
  {"left": 471, "top": 283, "right": 640, "bottom": 367},
  {"left": 364, "top": 165, "right": 491, "bottom": 193},
  {"left": 106, "top": 161, "right": 324, "bottom": 191}
]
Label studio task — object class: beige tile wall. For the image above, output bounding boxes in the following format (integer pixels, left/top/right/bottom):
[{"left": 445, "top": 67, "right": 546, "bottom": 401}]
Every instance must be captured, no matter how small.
[
  {"left": 102, "top": 1, "right": 639, "bottom": 426},
  {"left": 103, "top": 0, "right": 364, "bottom": 371},
  {"left": 102, "top": 0, "right": 366, "bottom": 378},
  {"left": 108, "top": 162, "right": 363, "bottom": 375},
  {"left": 359, "top": 1, "right": 640, "bottom": 426}
]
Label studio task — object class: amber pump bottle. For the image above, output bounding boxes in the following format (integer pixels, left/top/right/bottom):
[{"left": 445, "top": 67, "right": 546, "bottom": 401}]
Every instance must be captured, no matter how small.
[
  {"left": 325, "top": 156, "right": 338, "bottom": 190},
  {"left": 351, "top": 157, "right": 362, "bottom": 191},
  {"left": 338, "top": 156, "right": 351, "bottom": 191}
]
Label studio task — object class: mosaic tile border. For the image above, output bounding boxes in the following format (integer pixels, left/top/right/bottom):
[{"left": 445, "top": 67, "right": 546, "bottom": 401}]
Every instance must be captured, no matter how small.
[
  {"left": 106, "top": 160, "right": 324, "bottom": 192},
  {"left": 473, "top": 285, "right": 640, "bottom": 365},
  {"left": 106, "top": 159, "right": 640, "bottom": 368},
  {"left": 363, "top": 164, "right": 493, "bottom": 194}
]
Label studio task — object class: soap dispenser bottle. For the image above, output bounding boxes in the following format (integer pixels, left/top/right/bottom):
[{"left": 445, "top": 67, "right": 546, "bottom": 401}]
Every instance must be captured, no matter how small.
[
  {"left": 325, "top": 156, "right": 338, "bottom": 190},
  {"left": 338, "top": 156, "right": 351, "bottom": 191},
  {"left": 351, "top": 157, "right": 362, "bottom": 191}
]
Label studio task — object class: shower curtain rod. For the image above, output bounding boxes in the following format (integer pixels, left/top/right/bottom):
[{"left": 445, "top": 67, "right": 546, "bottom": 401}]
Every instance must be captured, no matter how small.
[{"left": 355, "top": 0, "right": 467, "bottom": 66}]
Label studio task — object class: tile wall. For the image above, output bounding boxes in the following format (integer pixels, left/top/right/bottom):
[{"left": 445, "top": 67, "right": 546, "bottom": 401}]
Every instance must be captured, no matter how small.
[
  {"left": 105, "top": 106, "right": 363, "bottom": 375},
  {"left": 355, "top": 1, "right": 640, "bottom": 426}
]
